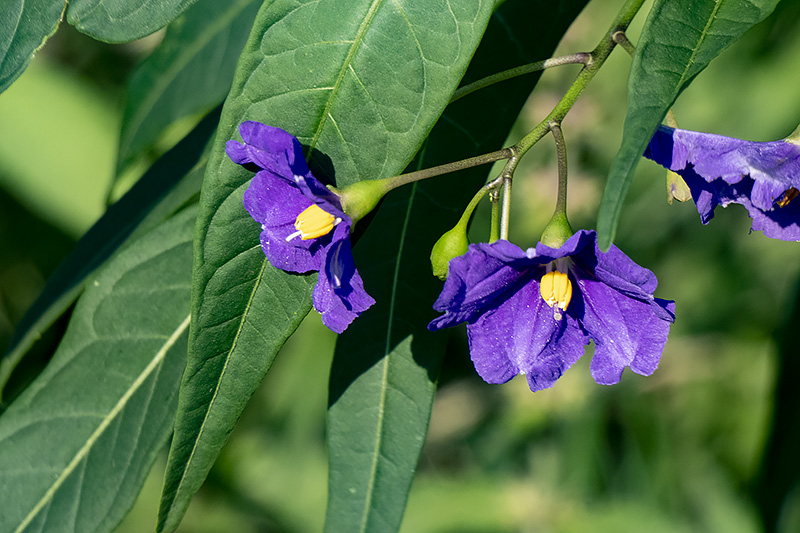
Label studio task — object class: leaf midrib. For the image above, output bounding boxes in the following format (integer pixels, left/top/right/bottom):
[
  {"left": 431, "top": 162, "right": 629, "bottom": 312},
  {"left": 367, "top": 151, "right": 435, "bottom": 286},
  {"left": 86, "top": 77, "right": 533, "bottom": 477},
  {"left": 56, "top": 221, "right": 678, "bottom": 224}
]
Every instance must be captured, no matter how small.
[
  {"left": 307, "top": 0, "right": 386, "bottom": 158},
  {"left": 359, "top": 183, "right": 418, "bottom": 532},
  {"left": 15, "top": 314, "right": 191, "bottom": 533},
  {"left": 164, "top": 257, "right": 269, "bottom": 522},
  {"left": 669, "top": 0, "right": 723, "bottom": 100}
]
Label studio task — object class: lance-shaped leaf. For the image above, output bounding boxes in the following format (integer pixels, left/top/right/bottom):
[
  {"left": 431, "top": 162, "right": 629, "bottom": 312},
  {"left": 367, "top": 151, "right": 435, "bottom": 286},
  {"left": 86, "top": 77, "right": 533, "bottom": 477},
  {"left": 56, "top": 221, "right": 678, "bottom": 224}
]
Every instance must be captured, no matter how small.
[
  {"left": 158, "top": 0, "right": 499, "bottom": 530},
  {"left": 66, "top": 0, "right": 198, "bottom": 43},
  {"left": 116, "top": 0, "right": 260, "bottom": 177},
  {"left": 324, "top": 1, "right": 590, "bottom": 530},
  {"left": 596, "top": 0, "right": 781, "bottom": 249},
  {"left": 0, "top": 0, "right": 65, "bottom": 94},
  {"left": 0, "top": 108, "right": 218, "bottom": 401},
  {"left": 0, "top": 206, "right": 195, "bottom": 533}
]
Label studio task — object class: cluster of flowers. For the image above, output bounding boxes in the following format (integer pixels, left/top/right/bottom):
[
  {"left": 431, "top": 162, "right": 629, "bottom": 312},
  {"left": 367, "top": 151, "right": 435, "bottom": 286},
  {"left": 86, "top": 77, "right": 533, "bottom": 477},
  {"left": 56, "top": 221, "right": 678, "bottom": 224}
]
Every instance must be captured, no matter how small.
[{"left": 228, "top": 121, "right": 799, "bottom": 392}]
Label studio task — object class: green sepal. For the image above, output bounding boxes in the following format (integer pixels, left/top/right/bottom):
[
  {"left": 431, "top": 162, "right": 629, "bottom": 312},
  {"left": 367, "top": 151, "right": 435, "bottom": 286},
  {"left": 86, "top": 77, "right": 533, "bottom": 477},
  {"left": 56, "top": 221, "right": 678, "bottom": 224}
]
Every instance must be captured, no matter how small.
[
  {"left": 540, "top": 212, "right": 574, "bottom": 249},
  {"left": 332, "top": 178, "right": 390, "bottom": 224}
]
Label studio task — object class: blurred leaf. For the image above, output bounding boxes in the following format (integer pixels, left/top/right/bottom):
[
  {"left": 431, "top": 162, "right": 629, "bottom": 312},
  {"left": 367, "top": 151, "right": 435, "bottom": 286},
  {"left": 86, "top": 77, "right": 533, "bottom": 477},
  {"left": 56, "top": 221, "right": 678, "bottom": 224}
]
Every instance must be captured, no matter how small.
[
  {"left": 325, "top": 1, "right": 589, "bottom": 531},
  {"left": 116, "top": 0, "right": 259, "bottom": 177},
  {"left": 0, "top": 107, "right": 218, "bottom": 402},
  {"left": 66, "top": 0, "right": 197, "bottom": 43},
  {"left": 0, "top": 0, "right": 64, "bottom": 94},
  {"left": 158, "top": 0, "right": 500, "bottom": 530},
  {"left": 0, "top": 58, "right": 117, "bottom": 235},
  {"left": 0, "top": 205, "right": 195, "bottom": 533},
  {"left": 596, "top": 0, "right": 781, "bottom": 249}
]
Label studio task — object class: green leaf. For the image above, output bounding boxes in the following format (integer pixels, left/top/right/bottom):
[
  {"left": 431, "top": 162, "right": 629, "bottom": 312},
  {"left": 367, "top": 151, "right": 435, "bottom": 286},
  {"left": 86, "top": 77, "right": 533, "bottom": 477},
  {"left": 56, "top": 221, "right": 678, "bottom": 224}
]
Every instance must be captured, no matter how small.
[
  {"left": 0, "top": 0, "right": 65, "bottom": 94},
  {"left": 0, "top": 108, "right": 218, "bottom": 402},
  {"left": 66, "top": 0, "right": 198, "bottom": 43},
  {"left": 324, "top": 1, "right": 589, "bottom": 531},
  {"left": 116, "top": 0, "right": 260, "bottom": 177},
  {"left": 596, "top": 0, "right": 782, "bottom": 249},
  {"left": 0, "top": 205, "right": 195, "bottom": 533},
  {"left": 158, "top": 0, "right": 499, "bottom": 530}
]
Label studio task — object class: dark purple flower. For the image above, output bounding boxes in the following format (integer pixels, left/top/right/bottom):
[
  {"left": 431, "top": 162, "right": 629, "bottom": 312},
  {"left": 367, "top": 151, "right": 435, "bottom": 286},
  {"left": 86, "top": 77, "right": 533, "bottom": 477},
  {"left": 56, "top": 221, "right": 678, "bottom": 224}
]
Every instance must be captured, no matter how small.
[
  {"left": 645, "top": 125, "right": 800, "bottom": 240},
  {"left": 227, "top": 121, "right": 374, "bottom": 333},
  {"left": 428, "top": 230, "right": 675, "bottom": 392}
]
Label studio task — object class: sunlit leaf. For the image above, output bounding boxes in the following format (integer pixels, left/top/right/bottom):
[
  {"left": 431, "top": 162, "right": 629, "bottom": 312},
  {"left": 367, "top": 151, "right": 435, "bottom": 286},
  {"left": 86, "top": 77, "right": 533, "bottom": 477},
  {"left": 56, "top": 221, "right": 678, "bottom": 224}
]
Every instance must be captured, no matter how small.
[
  {"left": 116, "top": 0, "right": 259, "bottom": 177},
  {"left": 0, "top": 0, "right": 64, "bottom": 94},
  {"left": 66, "top": 0, "right": 197, "bottom": 43},
  {"left": 596, "top": 0, "right": 781, "bottom": 249},
  {"left": 158, "top": 0, "right": 499, "bottom": 530},
  {"left": 0, "top": 206, "right": 195, "bottom": 533},
  {"left": 324, "top": 1, "right": 590, "bottom": 530}
]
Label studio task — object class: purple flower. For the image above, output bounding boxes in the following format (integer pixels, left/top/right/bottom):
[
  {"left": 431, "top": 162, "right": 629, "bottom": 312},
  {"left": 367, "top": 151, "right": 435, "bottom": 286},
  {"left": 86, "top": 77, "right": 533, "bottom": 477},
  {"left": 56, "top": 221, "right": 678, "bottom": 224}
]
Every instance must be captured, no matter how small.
[
  {"left": 227, "top": 121, "right": 375, "bottom": 333},
  {"left": 428, "top": 230, "right": 675, "bottom": 392},
  {"left": 645, "top": 125, "right": 800, "bottom": 240}
]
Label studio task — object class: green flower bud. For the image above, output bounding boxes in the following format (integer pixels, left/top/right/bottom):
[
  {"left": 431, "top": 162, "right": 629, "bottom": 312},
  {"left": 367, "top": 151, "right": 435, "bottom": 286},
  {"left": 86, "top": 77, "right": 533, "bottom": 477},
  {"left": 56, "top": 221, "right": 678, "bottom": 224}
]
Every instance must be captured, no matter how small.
[{"left": 431, "top": 225, "right": 470, "bottom": 280}]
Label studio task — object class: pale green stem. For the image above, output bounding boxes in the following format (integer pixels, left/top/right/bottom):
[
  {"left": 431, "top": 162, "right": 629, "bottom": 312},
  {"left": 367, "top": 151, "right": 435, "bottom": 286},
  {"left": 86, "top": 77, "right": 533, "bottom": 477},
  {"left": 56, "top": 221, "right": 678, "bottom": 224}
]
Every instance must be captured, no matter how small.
[
  {"left": 489, "top": 187, "right": 500, "bottom": 243},
  {"left": 550, "top": 121, "right": 568, "bottom": 217},
  {"left": 382, "top": 148, "right": 513, "bottom": 192},
  {"left": 450, "top": 53, "right": 591, "bottom": 104},
  {"left": 511, "top": 0, "right": 646, "bottom": 159}
]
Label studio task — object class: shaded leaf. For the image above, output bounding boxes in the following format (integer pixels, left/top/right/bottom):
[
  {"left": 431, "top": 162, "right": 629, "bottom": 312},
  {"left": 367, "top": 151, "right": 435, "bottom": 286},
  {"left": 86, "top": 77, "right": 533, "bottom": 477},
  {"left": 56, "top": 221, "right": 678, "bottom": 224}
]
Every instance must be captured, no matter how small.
[
  {"left": 0, "top": 206, "right": 195, "bottom": 533},
  {"left": 0, "top": 107, "right": 218, "bottom": 401},
  {"left": 158, "top": 0, "right": 499, "bottom": 530},
  {"left": 66, "top": 0, "right": 197, "bottom": 43},
  {"left": 324, "top": 1, "right": 591, "bottom": 530},
  {"left": 596, "top": 0, "right": 781, "bottom": 249},
  {"left": 116, "top": 0, "right": 260, "bottom": 176},
  {"left": 0, "top": 0, "right": 65, "bottom": 94}
]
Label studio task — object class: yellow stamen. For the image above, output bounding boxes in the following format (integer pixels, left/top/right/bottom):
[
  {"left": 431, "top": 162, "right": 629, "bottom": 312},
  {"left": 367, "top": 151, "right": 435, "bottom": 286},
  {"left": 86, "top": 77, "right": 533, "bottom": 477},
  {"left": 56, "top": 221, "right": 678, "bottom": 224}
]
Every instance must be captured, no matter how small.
[
  {"left": 777, "top": 187, "right": 799, "bottom": 208},
  {"left": 540, "top": 270, "right": 573, "bottom": 319},
  {"left": 289, "top": 204, "right": 338, "bottom": 241}
]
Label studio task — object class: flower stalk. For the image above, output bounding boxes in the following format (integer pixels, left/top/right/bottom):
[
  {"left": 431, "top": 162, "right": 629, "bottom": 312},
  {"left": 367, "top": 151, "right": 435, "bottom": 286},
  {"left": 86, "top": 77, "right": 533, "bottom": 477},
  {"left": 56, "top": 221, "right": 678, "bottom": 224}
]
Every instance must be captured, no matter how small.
[{"left": 450, "top": 53, "right": 592, "bottom": 104}]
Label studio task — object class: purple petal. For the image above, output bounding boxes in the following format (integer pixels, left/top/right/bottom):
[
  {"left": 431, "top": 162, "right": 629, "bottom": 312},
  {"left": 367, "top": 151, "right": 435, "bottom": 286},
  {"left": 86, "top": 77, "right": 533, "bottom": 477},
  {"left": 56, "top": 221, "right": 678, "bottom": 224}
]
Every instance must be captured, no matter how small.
[
  {"left": 312, "top": 225, "right": 374, "bottom": 333},
  {"left": 464, "top": 279, "right": 587, "bottom": 390},
  {"left": 646, "top": 126, "right": 800, "bottom": 241},
  {"left": 739, "top": 185, "right": 800, "bottom": 240},
  {"left": 570, "top": 231, "right": 674, "bottom": 322},
  {"left": 243, "top": 171, "right": 326, "bottom": 273},
  {"left": 530, "top": 229, "right": 594, "bottom": 262},
  {"left": 294, "top": 174, "right": 345, "bottom": 217},
  {"left": 657, "top": 126, "right": 800, "bottom": 190},
  {"left": 243, "top": 170, "right": 308, "bottom": 226},
  {"left": 226, "top": 121, "right": 313, "bottom": 180},
  {"left": 428, "top": 240, "right": 536, "bottom": 330},
  {"left": 578, "top": 277, "right": 674, "bottom": 385}
]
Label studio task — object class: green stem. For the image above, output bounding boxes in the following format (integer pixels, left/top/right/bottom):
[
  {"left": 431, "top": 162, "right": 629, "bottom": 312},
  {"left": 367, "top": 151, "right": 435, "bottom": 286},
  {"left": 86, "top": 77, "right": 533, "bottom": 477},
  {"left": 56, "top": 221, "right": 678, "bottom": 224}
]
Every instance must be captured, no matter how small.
[
  {"left": 457, "top": 180, "right": 496, "bottom": 230},
  {"left": 383, "top": 148, "right": 513, "bottom": 192},
  {"left": 612, "top": 30, "right": 636, "bottom": 56},
  {"left": 489, "top": 188, "right": 500, "bottom": 243},
  {"left": 511, "top": 0, "right": 646, "bottom": 158},
  {"left": 499, "top": 154, "right": 520, "bottom": 240},
  {"left": 550, "top": 121, "right": 568, "bottom": 216},
  {"left": 450, "top": 53, "right": 591, "bottom": 104}
]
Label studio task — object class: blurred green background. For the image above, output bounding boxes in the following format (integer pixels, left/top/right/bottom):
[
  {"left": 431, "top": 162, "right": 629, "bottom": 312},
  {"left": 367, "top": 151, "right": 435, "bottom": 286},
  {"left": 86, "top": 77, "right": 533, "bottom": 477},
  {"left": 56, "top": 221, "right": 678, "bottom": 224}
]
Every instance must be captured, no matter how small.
[{"left": 2, "top": 1, "right": 800, "bottom": 531}]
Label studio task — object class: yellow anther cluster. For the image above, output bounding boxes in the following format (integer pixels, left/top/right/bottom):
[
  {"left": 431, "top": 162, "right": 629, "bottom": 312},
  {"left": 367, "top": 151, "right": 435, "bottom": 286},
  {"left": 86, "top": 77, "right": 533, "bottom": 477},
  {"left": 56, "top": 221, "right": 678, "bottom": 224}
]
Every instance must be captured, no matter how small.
[
  {"left": 777, "top": 187, "right": 800, "bottom": 208},
  {"left": 294, "top": 204, "right": 336, "bottom": 240},
  {"left": 540, "top": 270, "right": 573, "bottom": 318}
]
